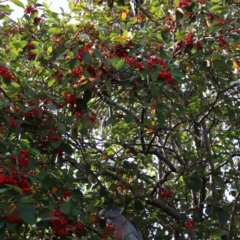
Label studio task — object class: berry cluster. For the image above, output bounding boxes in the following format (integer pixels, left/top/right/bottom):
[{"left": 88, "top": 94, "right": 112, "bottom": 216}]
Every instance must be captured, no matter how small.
[
  {"left": 0, "top": 65, "right": 14, "bottom": 80},
  {"left": 11, "top": 149, "right": 30, "bottom": 167},
  {"left": 177, "top": 0, "right": 192, "bottom": 8},
  {"left": 194, "top": 41, "right": 202, "bottom": 51},
  {"left": 27, "top": 52, "right": 36, "bottom": 59},
  {"left": 0, "top": 169, "right": 30, "bottom": 193},
  {"left": 2, "top": 209, "right": 22, "bottom": 223},
  {"left": 76, "top": 44, "right": 93, "bottom": 62},
  {"left": 183, "top": 33, "right": 194, "bottom": 46},
  {"left": 218, "top": 36, "right": 228, "bottom": 48},
  {"left": 24, "top": 5, "right": 37, "bottom": 14},
  {"left": 34, "top": 17, "right": 42, "bottom": 23},
  {"left": 157, "top": 71, "right": 173, "bottom": 84},
  {"left": 63, "top": 91, "right": 77, "bottom": 105},
  {"left": 158, "top": 189, "right": 172, "bottom": 199},
  {"left": 71, "top": 67, "right": 83, "bottom": 77},
  {"left": 8, "top": 117, "right": 17, "bottom": 127},
  {"left": 49, "top": 209, "right": 84, "bottom": 236},
  {"left": 184, "top": 219, "right": 195, "bottom": 228}
]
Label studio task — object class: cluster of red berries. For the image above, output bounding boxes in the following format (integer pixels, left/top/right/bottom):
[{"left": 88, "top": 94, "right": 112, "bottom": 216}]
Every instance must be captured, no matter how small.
[
  {"left": 126, "top": 57, "right": 144, "bottom": 70},
  {"left": 114, "top": 43, "right": 129, "bottom": 58},
  {"left": 0, "top": 65, "right": 14, "bottom": 80},
  {"left": 52, "top": 70, "right": 65, "bottom": 81},
  {"left": 74, "top": 111, "right": 84, "bottom": 119},
  {"left": 0, "top": 174, "right": 17, "bottom": 186},
  {"left": 177, "top": 0, "right": 191, "bottom": 8},
  {"left": 218, "top": 36, "right": 228, "bottom": 48},
  {"left": 194, "top": 41, "right": 202, "bottom": 51},
  {"left": 76, "top": 44, "right": 92, "bottom": 62},
  {"left": 9, "top": 117, "right": 17, "bottom": 127},
  {"left": 184, "top": 219, "right": 195, "bottom": 228},
  {"left": 157, "top": 71, "right": 173, "bottom": 84},
  {"left": 105, "top": 224, "right": 114, "bottom": 231},
  {"left": 217, "top": 18, "right": 225, "bottom": 26},
  {"left": 63, "top": 91, "right": 77, "bottom": 105},
  {"left": 63, "top": 190, "right": 71, "bottom": 199},
  {"left": 11, "top": 149, "right": 30, "bottom": 167},
  {"left": 2, "top": 209, "right": 22, "bottom": 223},
  {"left": 27, "top": 52, "right": 36, "bottom": 59},
  {"left": 71, "top": 67, "right": 83, "bottom": 77},
  {"left": 24, "top": 5, "right": 37, "bottom": 14},
  {"left": 34, "top": 17, "right": 42, "bottom": 23},
  {"left": 100, "top": 232, "right": 107, "bottom": 238},
  {"left": 208, "top": 13, "right": 215, "bottom": 21},
  {"left": 26, "top": 42, "right": 35, "bottom": 49},
  {"left": 158, "top": 189, "right": 172, "bottom": 199},
  {"left": 183, "top": 33, "right": 194, "bottom": 46},
  {"left": 22, "top": 106, "right": 41, "bottom": 118},
  {"left": 0, "top": 168, "right": 31, "bottom": 193},
  {"left": 49, "top": 209, "right": 84, "bottom": 236}
]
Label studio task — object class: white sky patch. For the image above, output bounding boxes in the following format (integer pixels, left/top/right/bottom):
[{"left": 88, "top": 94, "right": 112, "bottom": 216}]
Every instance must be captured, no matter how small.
[{"left": 7, "top": 0, "right": 69, "bottom": 19}]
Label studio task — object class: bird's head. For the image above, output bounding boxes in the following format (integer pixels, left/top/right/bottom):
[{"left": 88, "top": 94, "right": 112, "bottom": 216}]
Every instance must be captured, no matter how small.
[{"left": 104, "top": 210, "right": 126, "bottom": 230}]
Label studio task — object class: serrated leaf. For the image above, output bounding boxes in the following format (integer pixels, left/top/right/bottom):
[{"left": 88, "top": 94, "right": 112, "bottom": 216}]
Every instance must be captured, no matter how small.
[{"left": 10, "top": 0, "right": 25, "bottom": 8}]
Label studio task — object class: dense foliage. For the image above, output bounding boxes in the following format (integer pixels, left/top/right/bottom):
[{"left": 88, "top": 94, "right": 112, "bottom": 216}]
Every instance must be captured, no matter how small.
[{"left": 0, "top": 0, "right": 240, "bottom": 239}]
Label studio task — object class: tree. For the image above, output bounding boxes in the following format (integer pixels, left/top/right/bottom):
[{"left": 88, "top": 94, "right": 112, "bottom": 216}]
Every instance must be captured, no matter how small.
[{"left": 0, "top": 0, "right": 240, "bottom": 239}]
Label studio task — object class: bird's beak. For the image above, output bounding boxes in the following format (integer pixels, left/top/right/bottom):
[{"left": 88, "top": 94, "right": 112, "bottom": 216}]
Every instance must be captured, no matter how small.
[{"left": 106, "top": 219, "right": 112, "bottom": 224}]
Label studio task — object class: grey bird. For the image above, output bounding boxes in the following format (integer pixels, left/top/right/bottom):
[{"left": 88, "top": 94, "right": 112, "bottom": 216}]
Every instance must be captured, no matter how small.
[{"left": 104, "top": 210, "right": 144, "bottom": 240}]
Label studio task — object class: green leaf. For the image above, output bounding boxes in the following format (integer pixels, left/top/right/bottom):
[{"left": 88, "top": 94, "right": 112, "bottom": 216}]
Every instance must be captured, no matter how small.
[
  {"left": 99, "top": 186, "right": 107, "bottom": 197},
  {"left": 0, "top": 218, "right": 4, "bottom": 229},
  {"left": 60, "top": 202, "right": 71, "bottom": 215},
  {"left": 20, "top": 212, "right": 36, "bottom": 225},
  {"left": 46, "top": 104, "right": 57, "bottom": 110},
  {"left": 93, "top": 48, "right": 104, "bottom": 60},
  {"left": 83, "top": 53, "right": 92, "bottom": 65},
  {"left": 50, "top": 140, "right": 62, "bottom": 149},
  {"left": 0, "top": 188, "right": 10, "bottom": 193},
  {"left": 5, "top": 184, "right": 22, "bottom": 194},
  {"left": 123, "top": 161, "right": 131, "bottom": 170},
  {"left": 42, "top": 1, "right": 50, "bottom": 10},
  {"left": 205, "top": 205, "right": 214, "bottom": 216},
  {"left": 183, "top": 176, "right": 202, "bottom": 191},
  {"left": 6, "top": 221, "right": 17, "bottom": 231},
  {"left": 83, "top": 89, "right": 92, "bottom": 103},
  {"left": 213, "top": 230, "right": 229, "bottom": 237},
  {"left": 217, "top": 208, "right": 229, "bottom": 225},
  {"left": 116, "top": 59, "right": 125, "bottom": 70},
  {"left": 10, "top": 0, "right": 25, "bottom": 8},
  {"left": 134, "top": 200, "right": 144, "bottom": 210},
  {"left": 69, "top": 1, "right": 74, "bottom": 10}
]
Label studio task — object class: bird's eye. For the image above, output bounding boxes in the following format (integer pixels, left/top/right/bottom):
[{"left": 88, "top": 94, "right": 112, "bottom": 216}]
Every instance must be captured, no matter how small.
[{"left": 112, "top": 217, "right": 115, "bottom": 220}]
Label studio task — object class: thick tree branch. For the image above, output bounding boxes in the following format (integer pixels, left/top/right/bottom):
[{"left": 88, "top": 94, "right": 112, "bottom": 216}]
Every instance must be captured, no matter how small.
[
  {"left": 145, "top": 199, "right": 197, "bottom": 240},
  {"left": 146, "top": 149, "right": 177, "bottom": 172},
  {"left": 228, "top": 187, "right": 240, "bottom": 240}
]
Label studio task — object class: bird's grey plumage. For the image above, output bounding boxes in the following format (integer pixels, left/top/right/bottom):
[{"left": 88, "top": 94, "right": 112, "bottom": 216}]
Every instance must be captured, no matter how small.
[{"left": 104, "top": 210, "right": 144, "bottom": 240}]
